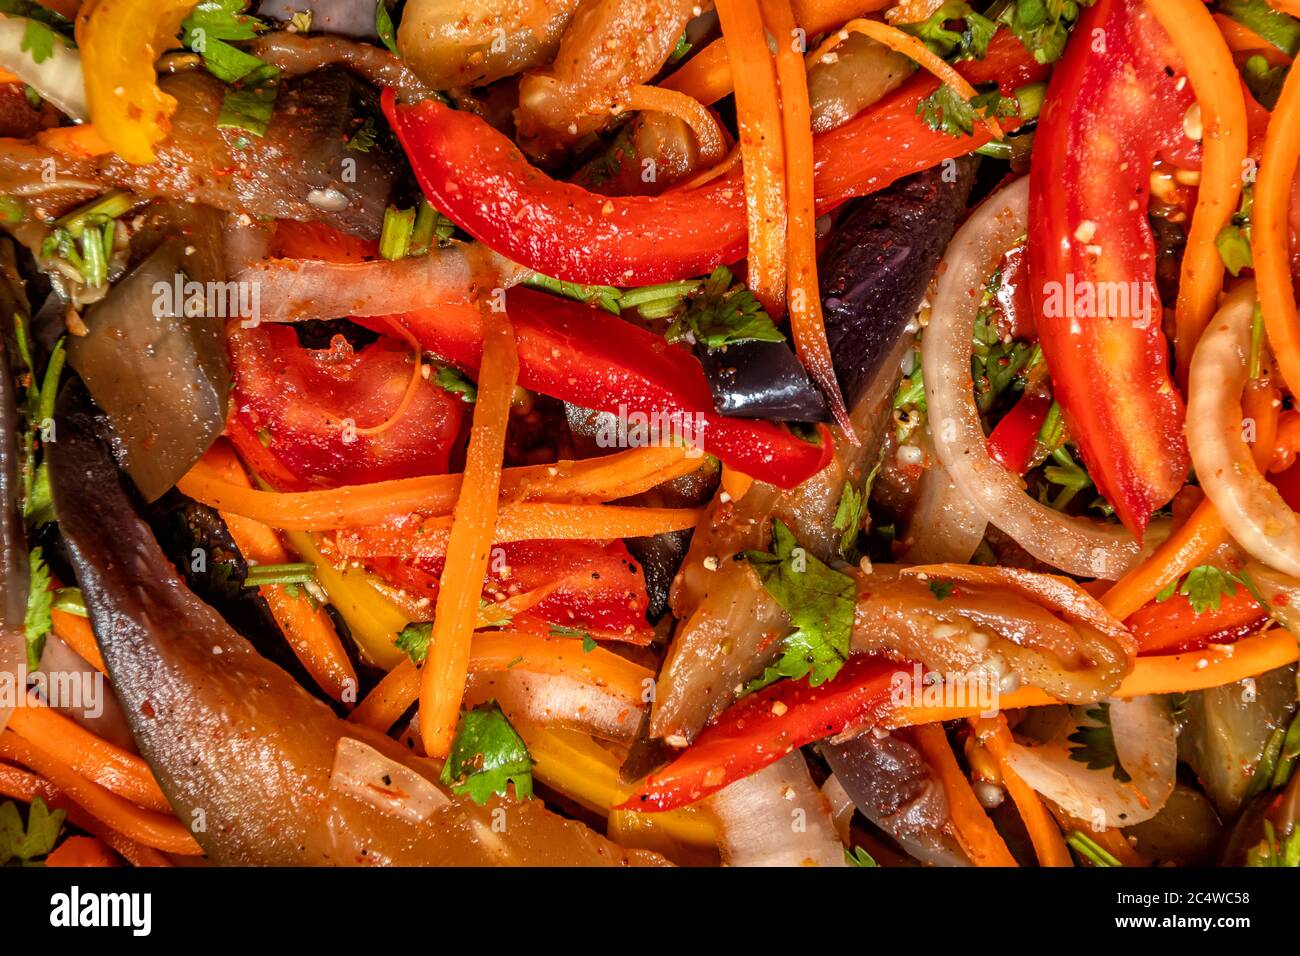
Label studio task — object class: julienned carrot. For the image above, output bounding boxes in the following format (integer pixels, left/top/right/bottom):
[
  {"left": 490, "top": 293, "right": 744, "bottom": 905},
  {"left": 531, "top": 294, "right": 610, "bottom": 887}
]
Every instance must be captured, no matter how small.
[
  {"left": 761, "top": 0, "right": 854, "bottom": 436},
  {"left": 5, "top": 706, "right": 169, "bottom": 813},
  {"left": 891, "top": 628, "right": 1300, "bottom": 725},
  {"left": 0, "top": 761, "right": 171, "bottom": 867},
  {"left": 973, "top": 716, "right": 1073, "bottom": 867},
  {"left": 35, "top": 124, "right": 114, "bottom": 158},
  {"left": 809, "top": 18, "right": 1003, "bottom": 138},
  {"left": 351, "top": 630, "right": 654, "bottom": 732},
  {"left": 621, "top": 85, "right": 727, "bottom": 162},
  {"left": 912, "top": 723, "right": 1018, "bottom": 866},
  {"left": 51, "top": 607, "right": 105, "bottom": 674},
  {"left": 1100, "top": 379, "right": 1279, "bottom": 621},
  {"left": 1148, "top": 0, "right": 1249, "bottom": 376},
  {"left": 420, "top": 296, "right": 520, "bottom": 758},
  {"left": 46, "top": 835, "right": 120, "bottom": 867},
  {"left": 661, "top": 0, "right": 893, "bottom": 104},
  {"left": 1253, "top": 62, "right": 1300, "bottom": 397},
  {"left": 332, "top": 502, "right": 704, "bottom": 559},
  {"left": 719, "top": 463, "right": 754, "bottom": 502},
  {"left": 203, "top": 442, "right": 358, "bottom": 703},
  {"left": 0, "top": 732, "right": 201, "bottom": 855},
  {"left": 716, "top": 0, "right": 789, "bottom": 315},
  {"left": 351, "top": 319, "right": 424, "bottom": 437},
  {"left": 181, "top": 444, "right": 699, "bottom": 531}
]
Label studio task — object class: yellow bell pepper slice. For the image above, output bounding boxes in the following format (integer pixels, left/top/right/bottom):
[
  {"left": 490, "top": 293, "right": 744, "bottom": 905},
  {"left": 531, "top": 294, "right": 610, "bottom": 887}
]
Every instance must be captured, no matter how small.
[{"left": 75, "top": 0, "right": 197, "bottom": 164}]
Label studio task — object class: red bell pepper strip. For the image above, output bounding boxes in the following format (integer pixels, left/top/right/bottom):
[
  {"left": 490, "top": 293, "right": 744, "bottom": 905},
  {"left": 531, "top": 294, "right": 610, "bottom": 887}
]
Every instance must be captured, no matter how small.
[
  {"left": 986, "top": 389, "right": 1052, "bottom": 474},
  {"left": 1027, "top": 0, "right": 1196, "bottom": 536},
  {"left": 375, "top": 288, "right": 834, "bottom": 489},
  {"left": 618, "top": 654, "right": 906, "bottom": 812},
  {"left": 1125, "top": 588, "right": 1269, "bottom": 656},
  {"left": 381, "top": 31, "right": 1046, "bottom": 286}
]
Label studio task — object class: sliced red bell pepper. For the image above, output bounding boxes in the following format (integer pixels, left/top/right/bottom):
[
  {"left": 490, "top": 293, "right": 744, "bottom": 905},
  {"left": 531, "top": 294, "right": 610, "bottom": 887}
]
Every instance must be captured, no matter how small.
[
  {"left": 373, "top": 288, "right": 834, "bottom": 489},
  {"left": 1027, "top": 0, "right": 1196, "bottom": 536},
  {"left": 381, "top": 31, "right": 1046, "bottom": 286},
  {"left": 987, "top": 389, "right": 1052, "bottom": 474},
  {"left": 365, "top": 539, "right": 655, "bottom": 644},
  {"left": 618, "top": 654, "right": 906, "bottom": 812},
  {"left": 227, "top": 323, "right": 465, "bottom": 487},
  {"left": 1126, "top": 588, "right": 1269, "bottom": 656}
]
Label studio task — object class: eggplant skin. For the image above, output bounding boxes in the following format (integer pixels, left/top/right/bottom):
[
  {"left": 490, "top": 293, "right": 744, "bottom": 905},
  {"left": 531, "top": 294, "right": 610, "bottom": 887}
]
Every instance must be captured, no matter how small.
[
  {"left": 696, "top": 339, "right": 830, "bottom": 423},
  {"left": 819, "top": 158, "right": 977, "bottom": 408},
  {"left": 49, "top": 380, "right": 660, "bottom": 866}
]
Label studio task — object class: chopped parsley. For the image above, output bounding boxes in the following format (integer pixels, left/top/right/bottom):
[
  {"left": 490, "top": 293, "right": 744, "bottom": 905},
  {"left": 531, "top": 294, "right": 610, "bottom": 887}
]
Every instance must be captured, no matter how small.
[
  {"left": 900, "top": 0, "right": 998, "bottom": 59},
  {"left": 24, "top": 546, "right": 52, "bottom": 670},
  {"left": 395, "top": 621, "right": 431, "bottom": 663},
  {"left": 665, "top": 266, "right": 785, "bottom": 349},
  {"left": 928, "top": 578, "right": 955, "bottom": 600},
  {"left": 1215, "top": 185, "right": 1254, "bottom": 276},
  {"left": 919, "top": 84, "right": 1017, "bottom": 137},
  {"left": 845, "top": 845, "right": 879, "bottom": 867},
  {"left": 1067, "top": 703, "right": 1132, "bottom": 783},
  {"left": 0, "top": 797, "right": 65, "bottom": 865},
  {"left": 345, "top": 116, "right": 378, "bottom": 152},
  {"left": 182, "top": 0, "right": 280, "bottom": 136},
  {"left": 440, "top": 701, "right": 534, "bottom": 804},
  {"left": 217, "top": 62, "right": 281, "bottom": 138},
  {"left": 743, "top": 519, "right": 857, "bottom": 691},
  {"left": 1244, "top": 55, "right": 1289, "bottom": 110},
  {"left": 1155, "top": 564, "right": 1251, "bottom": 615},
  {"left": 375, "top": 0, "right": 399, "bottom": 56},
  {"left": 548, "top": 624, "right": 596, "bottom": 653},
  {"left": 997, "top": 0, "right": 1097, "bottom": 65},
  {"left": 20, "top": 18, "right": 54, "bottom": 64},
  {"left": 435, "top": 366, "right": 477, "bottom": 404}
]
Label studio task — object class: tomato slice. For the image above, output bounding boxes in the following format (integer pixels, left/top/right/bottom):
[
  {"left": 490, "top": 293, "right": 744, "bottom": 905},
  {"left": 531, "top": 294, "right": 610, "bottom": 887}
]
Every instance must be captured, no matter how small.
[{"left": 227, "top": 323, "right": 465, "bottom": 487}]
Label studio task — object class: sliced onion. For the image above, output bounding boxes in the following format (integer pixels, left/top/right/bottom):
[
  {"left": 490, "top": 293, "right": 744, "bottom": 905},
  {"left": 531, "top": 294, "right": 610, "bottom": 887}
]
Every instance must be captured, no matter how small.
[
  {"left": 329, "top": 735, "right": 450, "bottom": 824},
  {"left": 35, "top": 634, "right": 135, "bottom": 751},
  {"left": 901, "top": 436, "right": 987, "bottom": 563},
  {"left": 239, "top": 245, "right": 526, "bottom": 323},
  {"left": 922, "top": 177, "right": 1143, "bottom": 579},
  {"left": 465, "top": 669, "right": 644, "bottom": 744},
  {"left": 707, "top": 752, "right": 846, "bottom": 867},
  {"left": 1187, "top": 281, "right": 1300, "bottom": 575},
  {"left": 1003, "top": 695, "right": 1176, "bottom": 828},
  {"left": 821, "top": 773, "right": 856, "bottom": 844},
  {"left": 0, "top": 14, "right": 87, "bottom": 121}
]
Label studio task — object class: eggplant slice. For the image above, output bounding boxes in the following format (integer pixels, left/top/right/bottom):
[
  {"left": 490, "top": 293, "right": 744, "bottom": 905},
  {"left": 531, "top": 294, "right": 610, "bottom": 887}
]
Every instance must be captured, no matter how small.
[{"left": 50, "top": 379, "right": 659, "bottom": 866}]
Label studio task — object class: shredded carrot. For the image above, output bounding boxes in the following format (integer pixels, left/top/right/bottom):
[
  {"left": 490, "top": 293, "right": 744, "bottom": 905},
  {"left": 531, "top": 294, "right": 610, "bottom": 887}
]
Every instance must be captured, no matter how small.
[
  {"left": 1149, "top": 0, "right": 1249, "bottom": 376},
  {"left": 761, "top": 0, "right": 854, "bottom": 436},
  {"left": 621, "top": 84, "right": 727, "bottom": 162},
  {"left": 202, "top": 441, "right": 358, "bottom": 703},
  {"left": 5, "top": 705, "right": 169, "bottom": 812},
  {"left": 809, "top": 18, "right": 1004, "bottom": 138},
  {"left": 0, "top": 761, "right": 171, "bottom": 867},
  {"left": 182, "top": 443, "right": 700, "bottom": 531},
  {"left": 0, "top": 68, "right": 19, "bottom": 84},
  {"left": 51, "top": 607, "right": 105, "bottom": 674},
  {"left": 419, "top": 290, "right": 520, "bottom": 758},
  {"left": 35, "top": 124, "right": 115, "bottom": 158},
  {"left": 332, "top": 502, "right": 704, "bottom": 559},
  {"left": 912, "top": 723, "right": 1018, "bottom": 866},
  {"left": 1253, "top": 61, "right": 1300, "bottom": 397},
  {"left": 350, "top": 321, "right": 426, "bottom": 437},
  {"left": 716, "top": 0, "right": 789, "bottom": 316},
  {"left": 46, "top": 835, "right": 120, "bottom": 867},
  {"left": 719, "top": 463, "right": 755, "bottom": 502},
  {"left": 351, "top": 630, "right": 653, "bottom": 733},
  {"left": 1214, "top": 12, "right": 1293, "bottom": 64},
  {"left": 973, "top": 716, "right": 1073, "bottom": 867},
  {"left": 893, "top": 628, "right": 1300, "bottom": 725},
  {"left": 0, "top": 732, "right": 201, "bottom": 855}
]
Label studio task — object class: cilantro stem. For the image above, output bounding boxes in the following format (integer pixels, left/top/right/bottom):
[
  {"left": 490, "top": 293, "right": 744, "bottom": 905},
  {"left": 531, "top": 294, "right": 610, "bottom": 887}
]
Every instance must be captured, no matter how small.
[
  {"left": 51, "top": 587, "right": 86, "bottom": 617},
  {"left": 1066, "top": 830, "right": 1123, "bottom": 867},
  {"left": 379, "top": 205, "right": 415, "bottom": 261},
  {"left": 243, "top": 562, "right": 317, "bottom": 587},
  {"left": 53, "top": 189, "right": 133, "bottom": 237}
]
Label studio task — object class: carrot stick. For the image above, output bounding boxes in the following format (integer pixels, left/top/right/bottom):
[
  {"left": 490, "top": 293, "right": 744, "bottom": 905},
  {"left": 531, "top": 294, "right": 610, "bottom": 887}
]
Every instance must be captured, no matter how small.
[
  {"left": 1149, "top": 0, "right": 1249, "bottom": 377},
  {"left": 202, "top": 441, "right": 358, "bottom": 703},
  {"left": 181, "top": 444, "right": 699, "bottom": 531},
  {"left": 5, "top": 706, "right": 170, "bottom": 813},
  {"left": 761, "top": 0, "right": 854, "bottom": 435},
  {"left": 892, "top": 629, "right": 1300, "bottom": 725},
  {"left": 0, "top": 762, "right": 172, "bottom": 867},
  {"left": 1252, "top": 62, "right": 1300, "bottom": 397},
  {"left": 621, "top": 84, "right": 727, "bottom": 161},
  {"left": 809, "top": 18, "right": 1004, "bottom": 138},
  {"left": 972, "top": 715, "right": 1073, "bottom": 867},
  {"left": 46, "top": 835, "right": 120, "bottom": 867},
  {"left": 419, "top": 292, "right": 520, "bottom": 758},
  {"left": 351, "top": 630, "right": 654, "bottom": 732},
  {"left": 912, "top": 723, "right": 1018, "bottom": 866},
  {"left": 716, "top": 0, "right": 789, "bottom": 316},
  {"left": 719, "top": 464, "right": 754, "bottom": 502},
  {"left": 35, "top": 125, "right": 115, "bottom": 158},
  {"left": 0, "top": 732, "right": 201, "bottom": 855},
  {"left": 351, "top": 319, "right": 425, "bottom": 437},
  {"left": 332, "top": 502, "right": 703, "bottom": 559},
  {"left": 51, "top": 607, "right": 105, "bottom": 674}
]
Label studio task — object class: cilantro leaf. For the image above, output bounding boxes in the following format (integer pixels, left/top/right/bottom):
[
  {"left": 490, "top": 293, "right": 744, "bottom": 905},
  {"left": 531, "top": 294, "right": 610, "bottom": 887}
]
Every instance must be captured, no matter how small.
[
  {"left": 376, "top": 0, "right": 399, "bottom": 56},
  {"left": 395, "top": 621, "right": 431, "bottom": 663},
  {"left": 998, "top": 0, "right": 1095, "bottom": 65},
  {"left": 24, "top": 546, "right": 51, "bottom": 670},
  {"left": 742, "top": 520, "right": 856, "bottom": 690},
  {"left": 217, "top": 62, "right": 281, "bottom": 137},
  {"left": 1221, "top": 0, "right": 1300, "bottom": 57},
  {"left": 345, "top": 116, "right": 378, "bottom": 152},
  {"left": 832, "top": 478, "right": 868, "bottom": 560},
  {"left": 20, "top": 19, "right": 54, "bottom": 64},
  {"left": 1215, "top": 185, "right": 1254, "bottom": 276},
  {"left": 1154, "top": 564, "right": 1248, "bottom": 615},
  {"left": 0, "top": 797, "right": 65, "bottom": 866},
  {"left": 1244, "top": 54, "right": 1289, "bottom": 111},
  {"left": 440, "top": 701, "right": 533, "bottom": 805},
  {"left": 435, "top": 366, "right": 477, "bottom": 403},
  {"left": 1067, "top": 703, "right": 1132, "bottom": 782},
  {"left": 899, "top": 1, "right": 997, "bottom": 59},
  {"left": 182, "top": 0, "right": 266, "bottom": 41},
  {"left": 845, "top": 845, "right": 878, "bottom": 867},
  {"left": 666, "top": 266, "right": 785, "bottom": 349},
  {"left": 928, "top": 578, "right": 954, "bottom": 600},
  {"left": 918, "top": 83, "right": 1016, "bottom": 137}
]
